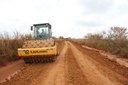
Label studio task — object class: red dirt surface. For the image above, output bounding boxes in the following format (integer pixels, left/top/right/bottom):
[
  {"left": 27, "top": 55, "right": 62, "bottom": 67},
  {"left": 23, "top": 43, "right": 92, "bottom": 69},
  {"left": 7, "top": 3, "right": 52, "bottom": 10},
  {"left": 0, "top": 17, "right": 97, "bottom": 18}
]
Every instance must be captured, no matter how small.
[
  {"left": 0, "top": 41, "right": 128, "bottom": 85},
  {"left": 0, "top": 60, "right": 24, "bottom": 83}
]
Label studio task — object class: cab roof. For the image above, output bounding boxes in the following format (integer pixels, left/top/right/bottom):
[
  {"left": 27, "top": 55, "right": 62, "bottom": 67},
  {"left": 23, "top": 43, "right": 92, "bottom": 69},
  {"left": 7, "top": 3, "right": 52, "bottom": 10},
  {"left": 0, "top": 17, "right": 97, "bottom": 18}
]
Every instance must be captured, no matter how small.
[{"left": 33, "top": 23, "right": 51, "bottom": 29}]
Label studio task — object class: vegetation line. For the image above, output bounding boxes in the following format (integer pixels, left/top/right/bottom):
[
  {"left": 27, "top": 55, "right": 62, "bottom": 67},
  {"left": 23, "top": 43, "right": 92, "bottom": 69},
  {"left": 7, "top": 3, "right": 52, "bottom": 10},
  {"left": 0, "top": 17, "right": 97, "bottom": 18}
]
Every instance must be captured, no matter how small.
[{"left": 73, "top": 27, "right": 128, "bottom": 58}]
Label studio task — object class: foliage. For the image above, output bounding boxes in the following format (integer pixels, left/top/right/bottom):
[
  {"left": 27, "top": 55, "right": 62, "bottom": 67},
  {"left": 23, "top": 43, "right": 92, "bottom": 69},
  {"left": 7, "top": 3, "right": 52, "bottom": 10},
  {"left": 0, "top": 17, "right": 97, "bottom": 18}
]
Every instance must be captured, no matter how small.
[
  {"left": 59, "top": 36, "right": 64, "bottom": 39},
  {"left": 85, "top": 27, "right": 128, "bottom": 58},
  {"left": 0, "top": 32, "right": 32, "bottom": 66}
]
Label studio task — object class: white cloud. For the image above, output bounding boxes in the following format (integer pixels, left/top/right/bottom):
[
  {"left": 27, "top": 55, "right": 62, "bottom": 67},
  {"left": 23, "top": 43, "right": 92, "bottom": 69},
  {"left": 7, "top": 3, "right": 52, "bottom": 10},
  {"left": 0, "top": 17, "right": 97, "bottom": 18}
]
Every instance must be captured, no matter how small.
[
  {"left": 0, "top": 0, "right": 128, "bottom": 38},
  {"left": 79, "top": 0, "right": 114, "bottom": 14}
]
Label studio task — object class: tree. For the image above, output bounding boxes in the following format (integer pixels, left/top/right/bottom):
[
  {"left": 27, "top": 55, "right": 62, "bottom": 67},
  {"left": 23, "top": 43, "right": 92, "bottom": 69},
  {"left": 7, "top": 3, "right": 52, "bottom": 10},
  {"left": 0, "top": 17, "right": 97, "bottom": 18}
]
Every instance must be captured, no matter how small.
[
  {"left": 108, "top": 27, "right": 128, "bottom": 40},
  {"left": 59, "top": 36, "right": 64, "bottom": 39}
]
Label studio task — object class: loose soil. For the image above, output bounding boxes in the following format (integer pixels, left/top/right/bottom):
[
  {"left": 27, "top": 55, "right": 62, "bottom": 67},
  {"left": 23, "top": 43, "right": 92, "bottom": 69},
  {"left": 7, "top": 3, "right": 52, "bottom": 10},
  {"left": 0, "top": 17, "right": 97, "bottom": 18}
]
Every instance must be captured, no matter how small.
[{"left": 0, "top": 41, "right": 128, "bottom": 85}]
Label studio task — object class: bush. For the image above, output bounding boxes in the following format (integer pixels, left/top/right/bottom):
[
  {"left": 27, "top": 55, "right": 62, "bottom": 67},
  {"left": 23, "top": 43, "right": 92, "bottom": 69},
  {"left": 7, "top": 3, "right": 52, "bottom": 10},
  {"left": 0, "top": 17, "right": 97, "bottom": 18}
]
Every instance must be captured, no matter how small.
[
  {"left": 0, "top": 32, "right": 32, "bottom": 66},
  {"left": 85, "top": 27, "right": 128, "bottom": 58}
]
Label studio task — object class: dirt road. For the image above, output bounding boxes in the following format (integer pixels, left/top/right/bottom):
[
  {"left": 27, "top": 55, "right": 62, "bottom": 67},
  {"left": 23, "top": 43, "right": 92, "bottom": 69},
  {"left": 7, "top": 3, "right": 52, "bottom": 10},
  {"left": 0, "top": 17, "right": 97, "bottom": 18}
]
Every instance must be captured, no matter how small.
[{"left": 1, "top": 41, "right": 128, "bottom": 85}]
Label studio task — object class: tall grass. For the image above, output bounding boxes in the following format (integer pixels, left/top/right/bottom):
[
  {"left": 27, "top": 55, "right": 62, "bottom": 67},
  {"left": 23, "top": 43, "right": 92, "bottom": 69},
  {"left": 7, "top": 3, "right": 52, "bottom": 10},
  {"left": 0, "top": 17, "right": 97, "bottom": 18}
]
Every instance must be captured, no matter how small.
[{"left": 0, "top": 32, "right": 32, "bottom": 66}]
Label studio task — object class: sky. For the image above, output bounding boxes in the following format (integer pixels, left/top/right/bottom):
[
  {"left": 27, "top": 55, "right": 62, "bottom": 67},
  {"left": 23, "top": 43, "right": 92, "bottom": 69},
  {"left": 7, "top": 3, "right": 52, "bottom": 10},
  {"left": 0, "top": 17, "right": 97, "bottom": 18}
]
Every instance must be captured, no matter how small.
[{"left": 0, "top": 0, "right": 128, "bottom": 38}]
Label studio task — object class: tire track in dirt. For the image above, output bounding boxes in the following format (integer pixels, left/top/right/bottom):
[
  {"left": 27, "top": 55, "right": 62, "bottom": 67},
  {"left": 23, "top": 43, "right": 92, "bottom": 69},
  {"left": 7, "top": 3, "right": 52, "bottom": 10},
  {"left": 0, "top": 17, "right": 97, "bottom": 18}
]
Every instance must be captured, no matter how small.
[
  {"left": 39, "top": 42, "right": 68, "bottom": 85},
  {"left": 76, "top": 43, "right": 128, "bottom": 85},
  {"left": 68, "top": 41, "right": 127, "bottom": 85},
  {"left": 65, "top": 44, "right": 89, "bottom": 85}
]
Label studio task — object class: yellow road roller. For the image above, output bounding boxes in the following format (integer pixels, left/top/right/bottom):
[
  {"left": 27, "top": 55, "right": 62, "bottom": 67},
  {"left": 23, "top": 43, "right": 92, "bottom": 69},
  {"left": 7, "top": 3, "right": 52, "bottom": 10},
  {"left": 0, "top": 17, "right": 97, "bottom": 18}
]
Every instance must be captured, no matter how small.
[{"left": 18, "top": 23, "right": 58, "bottom": 63}]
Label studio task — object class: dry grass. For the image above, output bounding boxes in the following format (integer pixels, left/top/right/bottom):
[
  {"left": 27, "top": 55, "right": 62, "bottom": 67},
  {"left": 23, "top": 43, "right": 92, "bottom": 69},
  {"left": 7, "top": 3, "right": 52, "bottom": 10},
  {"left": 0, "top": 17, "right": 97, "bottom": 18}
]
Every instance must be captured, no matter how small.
[
  {"left": 72, "top": 27, "right": 128, "bottom": 58},
  {"left": 0, "top": 32, "right": 32, "bottom": 66}
]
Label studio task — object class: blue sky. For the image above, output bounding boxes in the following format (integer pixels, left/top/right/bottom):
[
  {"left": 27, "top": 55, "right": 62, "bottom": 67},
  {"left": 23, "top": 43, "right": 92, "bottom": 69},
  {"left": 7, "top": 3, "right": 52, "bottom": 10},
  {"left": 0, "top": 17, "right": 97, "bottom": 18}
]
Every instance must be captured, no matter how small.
[{"left": 0, "top": 0, "right": 128, "bottom": 38}]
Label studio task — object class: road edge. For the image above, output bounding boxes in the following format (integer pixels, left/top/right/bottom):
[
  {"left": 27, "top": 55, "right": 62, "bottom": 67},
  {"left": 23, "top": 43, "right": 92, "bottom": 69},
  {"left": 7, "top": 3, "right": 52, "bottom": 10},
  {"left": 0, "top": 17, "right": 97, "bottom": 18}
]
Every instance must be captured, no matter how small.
[
  {"left": 0, "top": 60, "right": 25, "bottom": 83},
  {"left": 82, "top": 45, "right": 128, "bottom": 68}
]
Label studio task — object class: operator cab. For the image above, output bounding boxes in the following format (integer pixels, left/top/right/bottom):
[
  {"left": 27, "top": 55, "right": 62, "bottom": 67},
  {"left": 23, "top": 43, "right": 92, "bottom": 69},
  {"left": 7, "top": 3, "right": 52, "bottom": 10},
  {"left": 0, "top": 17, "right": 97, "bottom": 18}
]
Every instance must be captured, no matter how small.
[{"left": 31, "top": 23, "right": 52, "bottom": 40}]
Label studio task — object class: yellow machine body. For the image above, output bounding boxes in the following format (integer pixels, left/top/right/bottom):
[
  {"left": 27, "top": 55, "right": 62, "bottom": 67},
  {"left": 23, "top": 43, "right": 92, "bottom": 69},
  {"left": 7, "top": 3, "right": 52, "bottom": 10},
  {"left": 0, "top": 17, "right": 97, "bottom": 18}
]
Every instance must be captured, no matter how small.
[{"left": 18, "top": 45, "right": 57, "bottom": 57}]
